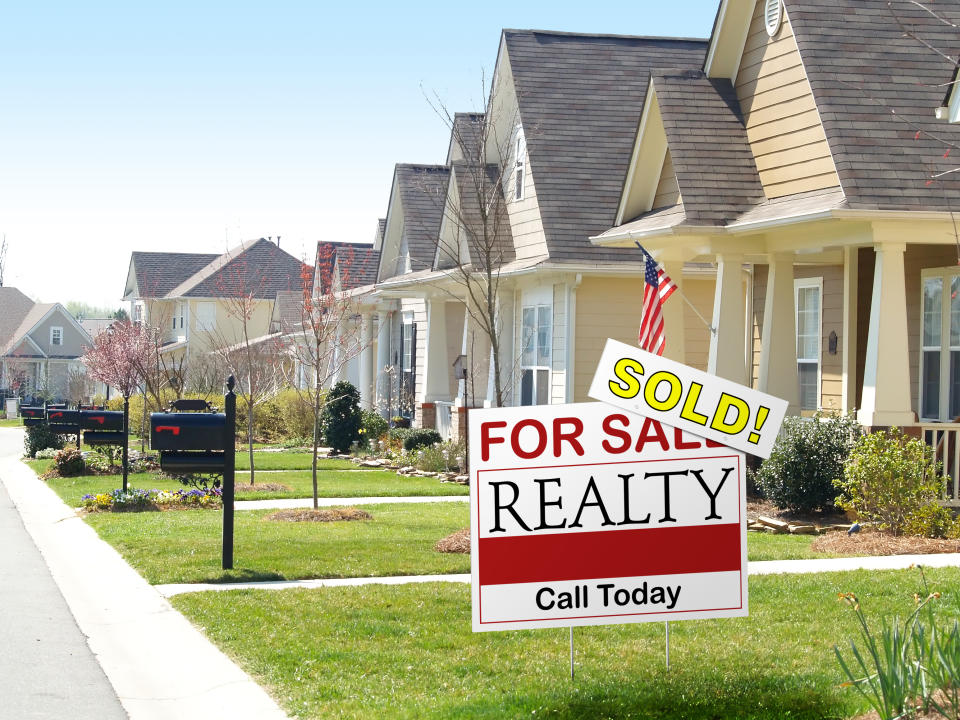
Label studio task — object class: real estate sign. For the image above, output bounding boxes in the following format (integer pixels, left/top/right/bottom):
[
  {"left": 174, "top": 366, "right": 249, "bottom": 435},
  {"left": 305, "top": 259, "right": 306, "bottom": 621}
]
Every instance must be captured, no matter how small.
[
  {"left": 588, "top": 339, "right": 788, "bottom": 458},
  {"left": 469, "top": 401, "right": 747, "bottom": 632}
]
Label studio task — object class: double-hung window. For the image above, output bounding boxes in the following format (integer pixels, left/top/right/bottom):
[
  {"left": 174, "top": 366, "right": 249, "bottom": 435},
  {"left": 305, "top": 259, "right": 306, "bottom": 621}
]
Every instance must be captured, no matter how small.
[
  {"left": 50, "top": 327, "right": 63, "bottom": 347},
  {"left": 920, "top": 269, "right": 960, "bottom": 420},
  {"left": 520, "top": 305, "right": 551, "bottom": 405},
  {"left": 795, "top": 278, "right": 822, "bottom": 411}
]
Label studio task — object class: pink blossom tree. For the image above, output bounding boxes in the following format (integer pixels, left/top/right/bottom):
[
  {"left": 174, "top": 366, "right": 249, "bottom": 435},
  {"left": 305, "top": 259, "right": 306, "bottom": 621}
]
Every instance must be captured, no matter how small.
[{"left": 82, "top": 321, "right": 153, "bottom": 491}]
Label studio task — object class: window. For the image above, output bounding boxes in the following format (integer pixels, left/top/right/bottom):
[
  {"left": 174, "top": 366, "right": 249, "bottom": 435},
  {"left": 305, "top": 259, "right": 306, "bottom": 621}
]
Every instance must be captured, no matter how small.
[
  {"left": 195, "top": 302, "right": 215, "bottom": 331},
  {"left": 795, "top": 278, "right": 822, "bottom": 411},
  {"left": 399, "top": 316, "right": 416, "bottom": 419},
  {"left": 50, "top": 327, "right": 63, "bottom": 347},
  {"left": 920, "top": 269, "right": 960, "bottom": 420},
  {"left": 764, "top": 0, "right": 783, "bottom": 36},
  {"left": 133, "top": 303, "right": 143, "bottom": 323},
  {"left": 520, "top": 304, "right": 551, "bottom": 405},
  {"left": 513, "top": 127, "right": 526, "bottom": 201}
]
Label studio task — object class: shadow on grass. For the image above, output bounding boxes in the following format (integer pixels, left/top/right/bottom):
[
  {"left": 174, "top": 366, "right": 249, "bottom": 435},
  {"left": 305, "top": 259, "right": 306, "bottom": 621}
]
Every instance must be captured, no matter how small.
[
  {"left": 199, "top": 568, "right": 286, "bottom": 584},
  {"left": 445, "top": 670, "right": 852, "bottom": 720}
]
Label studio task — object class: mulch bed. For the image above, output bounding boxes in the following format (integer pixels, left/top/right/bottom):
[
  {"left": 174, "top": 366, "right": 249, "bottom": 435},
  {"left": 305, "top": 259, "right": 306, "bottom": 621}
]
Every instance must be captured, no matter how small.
[
  {"left": 746, "top": 498, "right": 849, "bottom": 527},
  {"left": 266, "top": 508, "right": 371, "bottom": 523},
  {"left": 812, "top": 528, "right": 960, "bottom": 556},
  {"left": 435, "top": 528, "right": 470, "bottom": 554},
  {"left": 234, "top": 483, "right": 292, "bottom": 493}
]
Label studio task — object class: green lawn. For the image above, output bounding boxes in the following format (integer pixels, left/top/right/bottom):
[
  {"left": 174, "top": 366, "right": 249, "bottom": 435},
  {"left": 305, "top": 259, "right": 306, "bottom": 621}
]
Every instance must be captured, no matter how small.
[
  {"left": 235, "top": 450, "right": 357, "bottom": 471},
  {"left": 0, "top": 417, "right": 23, "bottom": 427},
  {"left": 80, "top": 500, "right": 851, "bottom": 586},
  {"left": 85, "top": 503, "right": 471, "bottom": 584},
  {"left": 27, "top": 459, "right": 466, "bottom": 505},
  {"left": 171, "top": 567, "right": 960, "bottom": 719}
]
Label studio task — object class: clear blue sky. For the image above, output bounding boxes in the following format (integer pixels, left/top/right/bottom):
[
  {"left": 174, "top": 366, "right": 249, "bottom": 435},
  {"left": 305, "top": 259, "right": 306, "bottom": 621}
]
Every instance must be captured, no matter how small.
[{"left": 0, "top": 0, "right": 720, "bottom": 309}]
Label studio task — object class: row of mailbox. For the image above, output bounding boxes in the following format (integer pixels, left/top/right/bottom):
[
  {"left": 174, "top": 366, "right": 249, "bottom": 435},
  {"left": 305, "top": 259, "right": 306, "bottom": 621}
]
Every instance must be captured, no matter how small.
[{"left": 22, "top": 407, "right": 124, "bottom": 432}]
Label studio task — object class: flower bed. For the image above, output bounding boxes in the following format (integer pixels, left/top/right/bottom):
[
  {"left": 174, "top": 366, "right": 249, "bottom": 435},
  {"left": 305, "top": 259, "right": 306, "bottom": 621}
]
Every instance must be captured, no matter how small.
[{"left": 81, "top": 487, "right": 222, "bottom": 512}]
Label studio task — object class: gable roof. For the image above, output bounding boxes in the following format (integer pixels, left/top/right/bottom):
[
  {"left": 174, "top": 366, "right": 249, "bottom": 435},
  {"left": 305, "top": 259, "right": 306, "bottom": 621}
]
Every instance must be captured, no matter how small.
[
  {"left": 449, "top": 161, "right": 515, "bottom": 268},
  {"left": 127, "top": 251, "right": 220, "bottom": 298},
  {"left": 651, "top": 68, "right": 765, "bottom": 225},
  {"left": 785, "top": 0, "right": 960, "bottom": 211},
  {"left": 316, "top": 241, "right": 364, "bottom": 294},
  {"left": 502, "top": 30, "right": 707, "bottom": 262},
  {"left": 0, "top": 287, "right": 37, "bottom": 351},
  {"left": 1, "top": 302, "right": 92, "bottom": 357},
  {"left": 446, "top": 112, "right": 486, "bottom": 164},
  {"left": 336, "top": 245, "right": 380, "bottom": 290},
  {"left": 396, "top": 164, "right": 450, "bottom": 271}
]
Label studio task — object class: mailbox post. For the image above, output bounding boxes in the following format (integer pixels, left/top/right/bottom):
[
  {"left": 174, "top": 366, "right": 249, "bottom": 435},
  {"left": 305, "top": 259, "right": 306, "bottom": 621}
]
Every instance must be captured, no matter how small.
[{"left": 222, "top": 376, "right": 236, "bottom": 570}]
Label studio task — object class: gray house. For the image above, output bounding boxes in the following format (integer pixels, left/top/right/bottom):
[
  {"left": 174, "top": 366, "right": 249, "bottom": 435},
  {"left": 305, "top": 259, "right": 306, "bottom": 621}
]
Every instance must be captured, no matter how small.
[{"left": 0, "top": 287, "right": 92, "bottom": 402}]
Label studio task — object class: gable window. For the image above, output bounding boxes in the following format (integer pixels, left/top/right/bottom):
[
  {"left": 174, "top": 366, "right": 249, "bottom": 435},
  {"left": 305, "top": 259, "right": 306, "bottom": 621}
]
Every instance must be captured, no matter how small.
[
  {"left": 514, "top": 127, "right": 526, "bottom": 201},
  {"left": 920, "top": 269, "right": 960, "bottom": 420},
  {"left": 50, "top": 327, "right": 63, "bottom": 347},
  {"left": 520, "top": 305, "right": 551, "bottom": 405},
  {"left": 795, "top": 278, "right": 822, "bottom": 411}
]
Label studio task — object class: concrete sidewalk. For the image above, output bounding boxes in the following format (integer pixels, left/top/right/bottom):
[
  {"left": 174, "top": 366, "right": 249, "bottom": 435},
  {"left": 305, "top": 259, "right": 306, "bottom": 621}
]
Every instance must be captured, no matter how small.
[{"left": 0, "top": 428, "right": 287, "bottom": 720}]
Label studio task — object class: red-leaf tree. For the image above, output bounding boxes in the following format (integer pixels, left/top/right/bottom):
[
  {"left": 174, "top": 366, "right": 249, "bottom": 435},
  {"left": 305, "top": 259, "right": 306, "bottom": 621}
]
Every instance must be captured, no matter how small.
[{"left": 82, "top": 320, "right": 153, "bottom": 491}]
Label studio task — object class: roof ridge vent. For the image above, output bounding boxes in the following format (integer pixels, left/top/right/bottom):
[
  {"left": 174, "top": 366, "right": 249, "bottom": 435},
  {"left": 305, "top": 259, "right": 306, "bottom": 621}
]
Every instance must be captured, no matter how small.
[{"left": 765, "top": 0, "right": 783, "bottom": 37}]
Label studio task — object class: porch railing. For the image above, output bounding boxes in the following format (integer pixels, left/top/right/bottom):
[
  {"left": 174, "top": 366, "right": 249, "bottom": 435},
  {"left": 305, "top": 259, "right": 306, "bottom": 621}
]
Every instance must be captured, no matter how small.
[
  {"left": 917, "top": 423, "right": 960, "bottom": 507},
  {"left": 434, "top": 401, "right": 454, "bottom": 442}
]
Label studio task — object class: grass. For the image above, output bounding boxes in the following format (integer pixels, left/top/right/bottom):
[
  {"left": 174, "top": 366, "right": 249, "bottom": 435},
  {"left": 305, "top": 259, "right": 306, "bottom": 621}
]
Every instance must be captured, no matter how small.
[
  {"left": 26, "top": 459, "right": 467, "bottom": 506},
  {"left": 80, "top": 498, "right": 853, "bottom": 585},
  {"left": 0, "top": 417, "right": 23, "bottom": 427},
  {"left": 235, "top": 450, "right": 357, "bottom": 471},
  {"left": 171, "top": 567, "right": 960, "bottom": 719},
  {"left": 84, "top": 502, "right": 471, "bottom": 584}
]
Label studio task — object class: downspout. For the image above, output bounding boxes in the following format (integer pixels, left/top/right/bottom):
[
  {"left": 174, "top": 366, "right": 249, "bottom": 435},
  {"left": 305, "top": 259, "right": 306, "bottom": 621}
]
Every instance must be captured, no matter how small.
[{"left": 565, "top": 273, "right": 583, "bottom": 403}]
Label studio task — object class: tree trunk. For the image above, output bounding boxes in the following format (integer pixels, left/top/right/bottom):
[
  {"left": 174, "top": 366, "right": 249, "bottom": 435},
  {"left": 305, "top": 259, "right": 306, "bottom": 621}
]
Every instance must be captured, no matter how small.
[
  {"left": 247, "top": 405, "right": 255, "bottom": 485},
  {"left": 312, "top": 390, "right": 321, "bottom": 509},
  {"left": 122, "top": 395, "right": 130, "bottom": 493}
]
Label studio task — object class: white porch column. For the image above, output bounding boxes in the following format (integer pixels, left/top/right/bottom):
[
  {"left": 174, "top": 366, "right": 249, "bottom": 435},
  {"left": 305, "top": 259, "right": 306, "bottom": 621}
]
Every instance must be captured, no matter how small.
[
  {"left": 708, "top": 253, "right": 747, "bottom": 385},
  {"left": 758, "top": 254, "right": 799, "bottom": 413},
  {"left": 858, "top": 241, "right": 914, "bottom": 427},
  {"left": 423, "top": 299, "right": 451, "bottom": 402},
  {"left": 841, "top": 246, "right": 859, "bottom": 413},
  {"left": 462, "top": 303, "right": 492, "bottom": 407},
  {"left": 661, "top": 260, "right": 686, "bottom": 364},
  {"left": 358, "top": 313, "right": 374, "bottom": 410},
  {"left": 375, "top": 310, "right": 392, "bottom": 415}
]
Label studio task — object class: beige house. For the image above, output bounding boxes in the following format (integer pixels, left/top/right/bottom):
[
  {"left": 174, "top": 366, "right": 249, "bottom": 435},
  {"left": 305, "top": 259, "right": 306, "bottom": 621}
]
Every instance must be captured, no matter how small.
[
  {"left": 590, "top": 0, "right": 960, "bottom": 499},
  {"left": 363, "top": 31, "right": 713, "bottom": 437},
  {"left": 122, "top": 238, "right": 309, "bottom": 390},
  {"left": 0, "top": 287, "right": 93, "bottom": 401}
]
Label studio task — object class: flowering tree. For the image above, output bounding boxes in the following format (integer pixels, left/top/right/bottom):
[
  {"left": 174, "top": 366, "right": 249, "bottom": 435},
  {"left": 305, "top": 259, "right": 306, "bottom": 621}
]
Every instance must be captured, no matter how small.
[{"left": 82, "top": 320, "right": 153, "bottom": 491}]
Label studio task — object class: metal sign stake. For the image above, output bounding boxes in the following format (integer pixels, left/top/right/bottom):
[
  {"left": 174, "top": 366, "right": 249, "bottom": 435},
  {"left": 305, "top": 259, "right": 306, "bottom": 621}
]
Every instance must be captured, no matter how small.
[
  {"left": 665, "top": 621, "right": 670, "bottom": 671},
  {"left": 222, "top": 376, "right": 236, "bottom": 570},
  {"left": 569, "top": 626, "right": 575, "bottom": 680}
]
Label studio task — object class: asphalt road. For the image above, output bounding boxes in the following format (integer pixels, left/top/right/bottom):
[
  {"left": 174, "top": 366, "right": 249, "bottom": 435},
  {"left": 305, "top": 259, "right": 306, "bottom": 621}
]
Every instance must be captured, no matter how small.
[{"left": 0, "top": 430, "right": 127, "bottom": 719}]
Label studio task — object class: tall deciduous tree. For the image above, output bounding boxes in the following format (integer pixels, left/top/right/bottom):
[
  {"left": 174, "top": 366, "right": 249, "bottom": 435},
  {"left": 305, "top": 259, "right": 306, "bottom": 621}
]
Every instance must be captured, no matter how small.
[{"left": 82, "top": 321, "right": 152, "bottom": 491}]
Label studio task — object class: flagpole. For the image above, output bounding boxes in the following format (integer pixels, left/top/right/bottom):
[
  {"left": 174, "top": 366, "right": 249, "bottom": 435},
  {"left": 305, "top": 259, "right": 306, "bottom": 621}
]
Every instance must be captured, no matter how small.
[{"left": 635, "top": 241, "right": 715, "bottom": 334}]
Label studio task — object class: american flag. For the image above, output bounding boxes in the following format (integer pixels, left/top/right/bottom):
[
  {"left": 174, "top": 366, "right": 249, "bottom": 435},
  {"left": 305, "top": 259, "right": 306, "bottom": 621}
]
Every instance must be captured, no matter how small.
[{"left": 638, "top": 248, "right": 678, "bottom": 355}]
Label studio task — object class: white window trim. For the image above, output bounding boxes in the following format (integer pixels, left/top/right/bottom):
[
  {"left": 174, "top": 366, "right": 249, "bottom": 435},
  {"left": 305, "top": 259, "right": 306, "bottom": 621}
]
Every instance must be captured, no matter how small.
[
  {"left": 794, "top": 277, "right": 822, "bottom": 412},
  {"left": 518, "top": 302, "right": 551, "bottom": 406},
  {"left": 919, "top": 267, "right": 960, "bottom": 421},
  {"left": 50, "top": 326, "right": 63, "bottom": 347},
  {"left": 513, "top": 126, "right": 526, "bottom": 202}
]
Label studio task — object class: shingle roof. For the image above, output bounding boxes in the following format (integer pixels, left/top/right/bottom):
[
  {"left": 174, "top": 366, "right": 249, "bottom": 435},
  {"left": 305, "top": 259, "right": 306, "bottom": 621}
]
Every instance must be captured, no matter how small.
[
  {"left": 335, "top": 245, "right": 380, "bottom": 290},
  {"left": 374, "top": 219, "right": 386, "bottom": 246},
  {"left": 395, "top": 164, "right": 450, "bottom": 271},
  {"left": 503, "top": 30, "right": 707, "bottom": 261},
  {"left": 787, "top": 0, "right": 960, "bottom": 210},
  {"left": 447, "top": 112, "right": 486, "bottom": 165},
  {"left": 2, "top": 303, "right": 56, "bottom": 356},
  {"left": 271, "top": 290, "right": 305, "bottom": 333},
  {"left": 129, "top": 251, "right": 219, "bottom": 298},
  {"left": 652, "top": 69, "right": 765, "bottom": 225},
  {"left": 170, "top": 238, "right": 309, "bottom": 300},
  {"left": 0, "top": 287, "right": 36, "bottom": 352},
  {"left": 451, "top": 162, "right": 515, "bottom": 268},
  {"left": 316, "top": 241, "right": 364, "bottom": 294}
]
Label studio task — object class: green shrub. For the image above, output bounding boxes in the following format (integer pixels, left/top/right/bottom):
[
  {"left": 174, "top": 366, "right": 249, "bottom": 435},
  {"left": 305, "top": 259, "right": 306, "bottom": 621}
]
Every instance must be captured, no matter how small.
[
  {"left": 276, "top": 389, "right": 317, "bottom": 440},
  {"left": 834, "top": 428, "right": 955, "bottom": 537},
  {"left": 414, "top": 441, "right": 464, "bottom": 472},
  {"left": 387, "top": 427, "right": 413, "bottom": 451},
  {"left": 320, "top": 381, "right": 361, "bottom": 453},
  {"left": 756, "top": 413, "right": 861, "bottom": 513},
  {"left": 403, "top": 428, "right": 442, "bottom": 452},
  {"left": 360, "top": 410, "right": 388, "bottom": 447},
  {"left": 54, "top": 447, "right": 85, "bottom": 476},
  {"left": 391, "top": 416, "right": 411, "bottom": 429},
  {"left": 24, "top": 424, "right": 65, "bottom": 458}
]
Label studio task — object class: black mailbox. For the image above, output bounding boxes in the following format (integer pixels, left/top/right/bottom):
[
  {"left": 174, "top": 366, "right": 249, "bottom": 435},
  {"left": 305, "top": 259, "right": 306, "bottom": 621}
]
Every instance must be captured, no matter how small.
[
  {"left": 80, "top": 410, "right": 123, "bottom": 432},
  {"left": 158, "top": 451, "right": 226, "bottom": 474},
  {"left": 84, "top": 431, "right": 126, "bottom": 446},
  {"left": 150, "top": 412, "right": 227, "bottom": 452},
  {"left": 47, "top": 409, "right": 81, "bottom": 434},
  {"left": 21, "top": 406, "right": 45, "bottom": 426}
]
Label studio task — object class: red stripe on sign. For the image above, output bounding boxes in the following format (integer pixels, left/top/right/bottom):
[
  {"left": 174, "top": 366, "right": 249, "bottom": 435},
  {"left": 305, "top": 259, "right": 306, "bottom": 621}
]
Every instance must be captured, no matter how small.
[{"left": 478, "top": 523, "right": 740, "bottom": 586}]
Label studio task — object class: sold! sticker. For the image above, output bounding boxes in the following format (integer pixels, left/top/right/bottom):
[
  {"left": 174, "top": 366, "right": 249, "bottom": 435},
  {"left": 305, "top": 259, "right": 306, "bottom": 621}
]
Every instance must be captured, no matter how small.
[
  {"left": 469, "top": 401, "right": 747, "bottom": 632},
  {"left": 588, "top": 339, "right": 787, "bottom": 458}
]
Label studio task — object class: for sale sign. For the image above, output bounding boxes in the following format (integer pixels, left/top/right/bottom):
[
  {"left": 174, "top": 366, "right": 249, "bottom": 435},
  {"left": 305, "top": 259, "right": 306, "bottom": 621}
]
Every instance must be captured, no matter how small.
[{"left": 469, "top": 402, "right": 747, "bottom": 632}]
